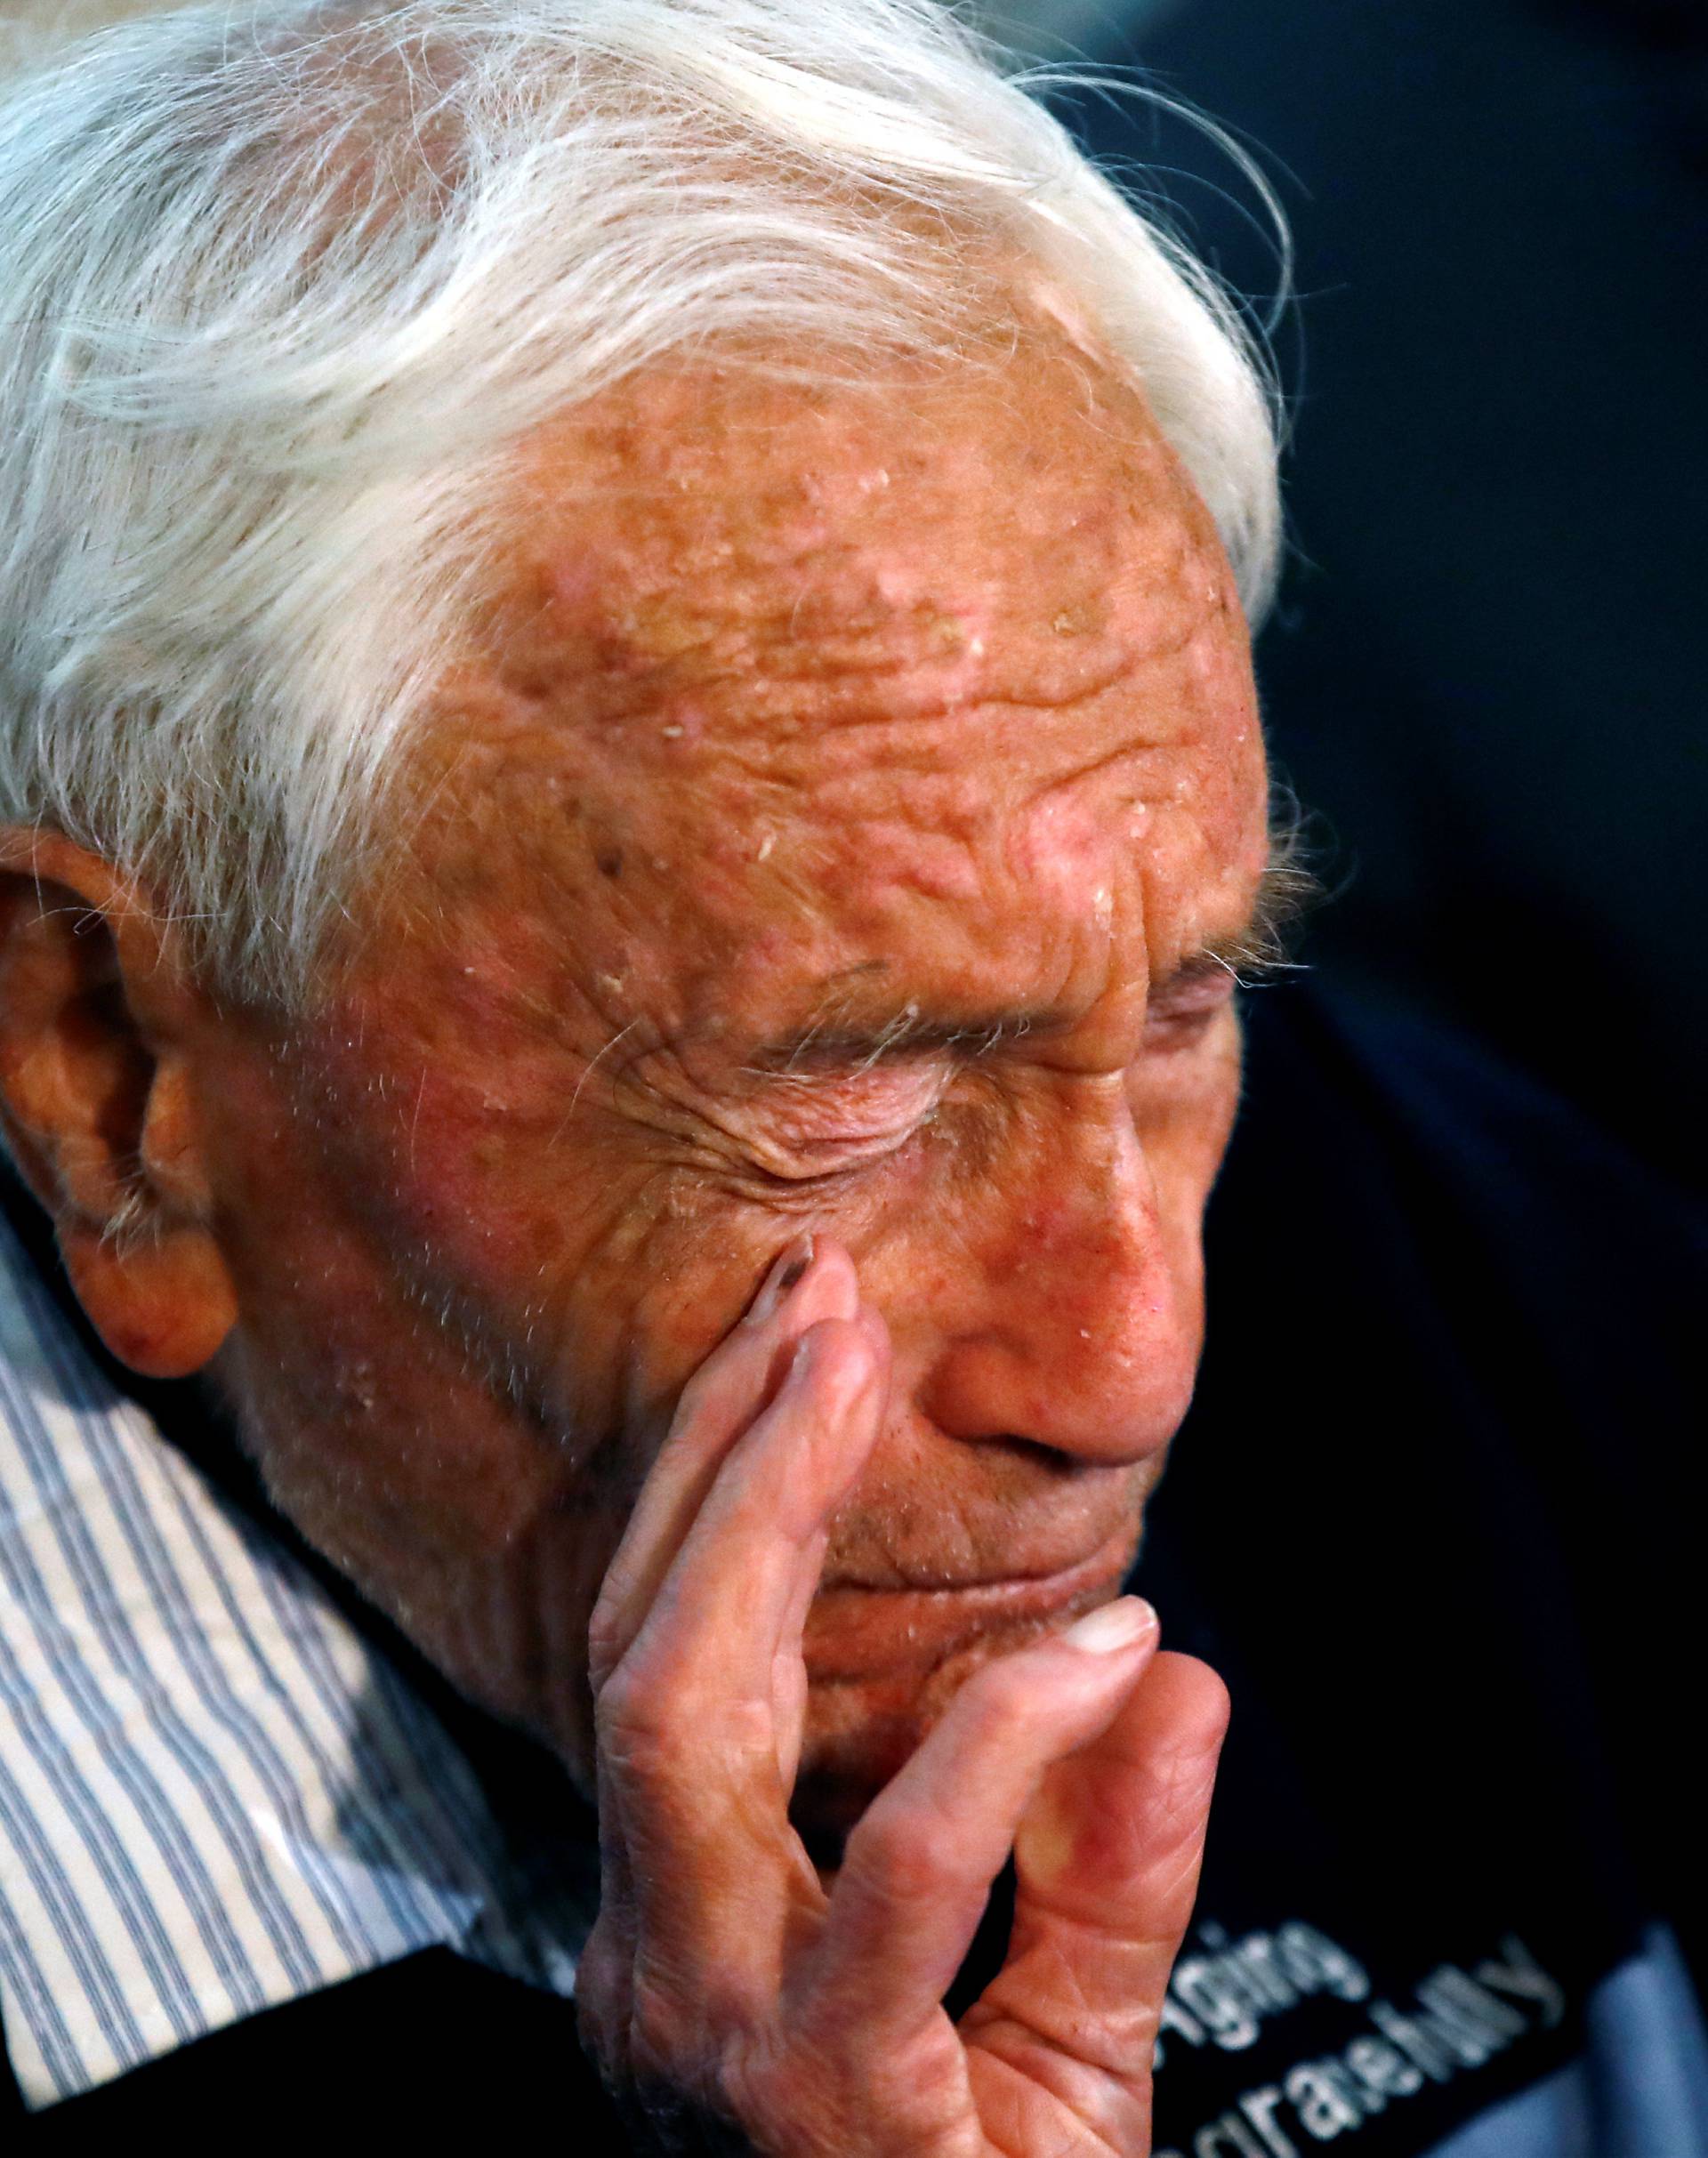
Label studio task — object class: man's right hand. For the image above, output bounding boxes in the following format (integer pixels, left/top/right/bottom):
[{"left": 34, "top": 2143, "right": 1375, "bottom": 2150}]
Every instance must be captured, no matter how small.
[{"left": 578, "top": 1235, "right": 1228, "bottom": 2155}]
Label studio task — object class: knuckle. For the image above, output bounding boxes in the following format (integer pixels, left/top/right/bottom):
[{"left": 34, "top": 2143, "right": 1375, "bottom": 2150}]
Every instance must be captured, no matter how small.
[
  {"left": 596, "top": 1661, "right": 761, "bottom": 1789},
  {"left": 585, "top": 1602, "right": 627, "bottom": 1692},
  {"left": 804, "top": 1317, "right": 877, "bottom": 1402},
  {"left": 842, "top": 1802, "right": 966, "bottom": 1905},
  {"left": 594, "top": 1665, "right": 680, "bottom": 1775},
  {"left": 958, "top": 1653, "right": 1047, "bottom": 1749}
]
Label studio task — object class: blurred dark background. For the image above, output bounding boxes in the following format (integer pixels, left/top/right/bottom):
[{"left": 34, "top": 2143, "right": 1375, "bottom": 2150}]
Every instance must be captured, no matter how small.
[{"left": 983, "top": 0, "right": 1707, "bottom": 1194}]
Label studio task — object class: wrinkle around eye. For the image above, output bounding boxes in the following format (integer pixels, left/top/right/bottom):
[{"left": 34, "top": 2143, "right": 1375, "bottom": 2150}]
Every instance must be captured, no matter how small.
[
  {"left": 735, "top": 1061, "right": 947, "bottom": 1180},
  {"left": 738, "top": 1126, "right": 930, "bottom": 1187},
  {"left": 627, "top": 1055, "right": 949, "bottom": 1186}
]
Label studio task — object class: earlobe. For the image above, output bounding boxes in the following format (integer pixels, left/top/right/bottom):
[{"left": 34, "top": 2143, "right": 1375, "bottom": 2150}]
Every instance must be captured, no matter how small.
[
  {"left": 58, "top": 1218, "right": 239, "bottom": 1378},
  {"left": 0, "top": 825, "right": 239, "bottom": 1379}
]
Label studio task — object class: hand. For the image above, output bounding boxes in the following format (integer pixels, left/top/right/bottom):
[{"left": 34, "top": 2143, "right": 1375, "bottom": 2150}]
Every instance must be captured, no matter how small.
[{"left": 579, "top": 1235, "right": 1229, "bottom": 2156}]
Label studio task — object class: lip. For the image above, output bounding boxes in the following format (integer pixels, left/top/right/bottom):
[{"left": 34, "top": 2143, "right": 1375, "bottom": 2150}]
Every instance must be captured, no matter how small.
[{"left": 804, "top": 1526, "right": 1136, "bottom": 1680}]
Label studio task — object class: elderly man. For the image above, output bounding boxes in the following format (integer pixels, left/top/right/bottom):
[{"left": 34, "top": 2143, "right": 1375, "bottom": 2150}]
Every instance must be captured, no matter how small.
[{"left": 0, "top": 0, "right": 1702, "bottom": 2151}]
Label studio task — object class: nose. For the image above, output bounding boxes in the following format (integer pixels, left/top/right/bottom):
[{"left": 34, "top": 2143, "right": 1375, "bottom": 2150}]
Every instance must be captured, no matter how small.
[{"left": 913, "top": 1082, "right": 1201, "bottom": 1467}]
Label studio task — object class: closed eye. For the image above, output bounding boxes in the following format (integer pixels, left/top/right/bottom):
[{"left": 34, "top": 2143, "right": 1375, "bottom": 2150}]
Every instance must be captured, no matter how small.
[
  {"left": 728, "top": 1059, "right": 947, "bottom": 1180},
  {"left": 1144, "top": 964, "right": 1238, "bottom": 1047}
]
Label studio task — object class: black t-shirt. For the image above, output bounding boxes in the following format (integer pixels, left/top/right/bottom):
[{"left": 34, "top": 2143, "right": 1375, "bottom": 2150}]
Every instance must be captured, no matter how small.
[
  {"left": 1137, "top": 983, "right": 1700, "bottom": 2152},
  {"left": 3, "top": 982, "right": 1699, "bottom": 2146}
]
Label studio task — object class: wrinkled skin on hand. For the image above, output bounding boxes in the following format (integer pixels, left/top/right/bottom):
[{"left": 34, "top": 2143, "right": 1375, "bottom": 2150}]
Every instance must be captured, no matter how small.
[
  {"left": 0, "top": 299, "right": 1270, "bottom": 2151},
  {"left": 581, "top": 1233, "right": 1229, "bottom": 2155}
]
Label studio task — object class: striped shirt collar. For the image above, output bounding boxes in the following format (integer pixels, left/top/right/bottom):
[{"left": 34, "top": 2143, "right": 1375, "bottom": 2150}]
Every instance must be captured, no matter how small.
[{"left": 0, "top": 1200, "right": 595, "bottom": 2111}]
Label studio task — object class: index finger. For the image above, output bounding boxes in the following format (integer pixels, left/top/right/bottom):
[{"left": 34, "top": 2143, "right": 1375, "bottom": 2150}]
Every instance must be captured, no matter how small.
[
  {"left": 588, "top": 1234, "right": 858, "bottom": 1688},
  {"left": 590, "top": 1310, "right": 890, "bottom": 1968},
  {"left": 609, "top": 1308, "right": 890, "bottom": 1729}
]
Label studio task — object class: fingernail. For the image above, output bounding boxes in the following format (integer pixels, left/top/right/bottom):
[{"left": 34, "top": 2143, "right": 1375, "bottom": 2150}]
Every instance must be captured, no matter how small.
[
  {"left": 745, "top": 1234, "right": 814, "bottom": 1325},
  {"left": 1060, "top": 1597, "right": 1157, "bottom": 1655}
]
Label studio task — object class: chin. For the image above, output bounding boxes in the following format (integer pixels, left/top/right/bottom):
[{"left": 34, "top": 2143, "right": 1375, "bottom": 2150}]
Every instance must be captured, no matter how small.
[{"left": 789, "top": 1597, "right": 1104, "bottom": 1853}]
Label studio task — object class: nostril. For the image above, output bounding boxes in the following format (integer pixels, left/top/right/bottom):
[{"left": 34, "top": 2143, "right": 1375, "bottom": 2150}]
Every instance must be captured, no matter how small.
[{"left": 976, "top": 1433, "right": 1093, "bottom": 1480}]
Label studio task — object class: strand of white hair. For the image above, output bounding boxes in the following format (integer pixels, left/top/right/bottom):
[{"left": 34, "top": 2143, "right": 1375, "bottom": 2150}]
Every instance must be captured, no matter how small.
[{"left": 0, "top": 0, "right": 1279, "bottom": 1003}]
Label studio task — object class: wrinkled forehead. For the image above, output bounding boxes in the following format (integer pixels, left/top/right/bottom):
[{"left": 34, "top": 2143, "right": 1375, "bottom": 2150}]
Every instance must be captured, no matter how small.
[
  {"left": 393, "top": 329, "right": 1267, "bottom": 1046},
  {"left": 474, "top": 328, "right": 1243, "bottom": 746}
]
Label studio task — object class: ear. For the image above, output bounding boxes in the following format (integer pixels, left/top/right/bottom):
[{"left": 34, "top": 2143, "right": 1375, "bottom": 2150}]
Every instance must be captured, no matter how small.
[{"left": 0, "top": 827, "right": 238, "bottom": 1377}]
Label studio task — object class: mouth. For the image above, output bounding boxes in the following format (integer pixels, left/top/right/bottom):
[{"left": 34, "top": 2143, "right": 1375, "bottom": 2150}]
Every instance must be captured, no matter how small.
[{"left": 802, "top": 1524, "right": 1137, "bottom": 1680}]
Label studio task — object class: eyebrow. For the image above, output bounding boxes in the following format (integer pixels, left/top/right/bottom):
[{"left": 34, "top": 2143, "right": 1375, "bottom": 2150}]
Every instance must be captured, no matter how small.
[
  {"left": 751, "top": 833, "right": 1319, "bottom": 1075},
  {"left": 1191, "top": 831, "right": 1320, "bottom": 984}
]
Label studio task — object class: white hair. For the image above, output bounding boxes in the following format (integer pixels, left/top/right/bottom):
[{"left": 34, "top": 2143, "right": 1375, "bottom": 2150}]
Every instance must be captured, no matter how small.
[{"left": 0, "top": 0, "right": 1279, "bottom": 1003}]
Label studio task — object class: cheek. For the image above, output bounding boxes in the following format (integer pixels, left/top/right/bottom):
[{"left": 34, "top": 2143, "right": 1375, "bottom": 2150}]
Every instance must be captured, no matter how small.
[
  {"left": 296, "top": 980, "right": 844, "bottom": 1473},
  {"left": 608, "top": 1209, "right": 774, "bottom": 1416}
]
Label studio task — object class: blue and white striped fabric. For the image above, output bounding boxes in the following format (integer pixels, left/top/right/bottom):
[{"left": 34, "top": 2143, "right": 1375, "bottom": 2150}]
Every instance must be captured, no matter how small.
[
  {"left": 0, "top": 1207, "right": 593, "bottom": 2112},
  {"left": 6, "top": 1201, "right": 1706, "bottom": 2152}
]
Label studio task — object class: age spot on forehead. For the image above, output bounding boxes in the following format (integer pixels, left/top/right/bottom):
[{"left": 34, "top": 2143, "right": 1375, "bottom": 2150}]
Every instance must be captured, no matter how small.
[
  {"left": 368, "top": 312, "right": 1267, "bottom": 1074},
  {"left": 467, "top": 316, "right": 1243, "bottom": 757}
]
